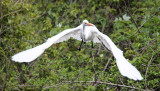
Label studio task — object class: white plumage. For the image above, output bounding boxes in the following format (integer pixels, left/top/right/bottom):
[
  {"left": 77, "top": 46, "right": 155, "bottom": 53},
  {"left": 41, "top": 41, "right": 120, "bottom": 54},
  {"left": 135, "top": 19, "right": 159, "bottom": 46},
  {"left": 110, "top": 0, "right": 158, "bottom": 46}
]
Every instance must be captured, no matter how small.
[{"left": 12, "top": 20, "right": 143, "bottom": 80}]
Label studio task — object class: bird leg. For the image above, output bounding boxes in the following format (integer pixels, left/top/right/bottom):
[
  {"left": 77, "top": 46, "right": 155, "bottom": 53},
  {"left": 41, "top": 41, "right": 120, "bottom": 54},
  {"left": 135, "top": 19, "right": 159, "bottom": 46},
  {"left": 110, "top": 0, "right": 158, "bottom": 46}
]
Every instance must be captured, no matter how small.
[
  {"left": 78, "top": 40, "right": 84, "bottom": 51},
  {"left": 91, "top": 41, "right": 94, "bottom": 48}
]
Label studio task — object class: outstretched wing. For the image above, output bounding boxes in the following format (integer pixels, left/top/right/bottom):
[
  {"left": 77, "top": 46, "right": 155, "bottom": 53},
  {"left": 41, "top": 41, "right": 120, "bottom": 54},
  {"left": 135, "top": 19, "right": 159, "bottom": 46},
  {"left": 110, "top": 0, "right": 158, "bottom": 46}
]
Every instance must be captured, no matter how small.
[
  {"left": 12, "top": 25, "right": 81, "bottom": 63},
  {"left": 93, "top": 26, "right": 143, "bottom": 80}
]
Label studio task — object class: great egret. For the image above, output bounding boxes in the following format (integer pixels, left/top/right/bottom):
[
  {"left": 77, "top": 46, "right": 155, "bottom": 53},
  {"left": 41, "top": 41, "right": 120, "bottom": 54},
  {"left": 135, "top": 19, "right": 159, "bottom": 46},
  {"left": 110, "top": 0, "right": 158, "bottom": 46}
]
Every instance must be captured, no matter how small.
[{"left": 12, "top": 20, "right": 143, "bottom": 80}]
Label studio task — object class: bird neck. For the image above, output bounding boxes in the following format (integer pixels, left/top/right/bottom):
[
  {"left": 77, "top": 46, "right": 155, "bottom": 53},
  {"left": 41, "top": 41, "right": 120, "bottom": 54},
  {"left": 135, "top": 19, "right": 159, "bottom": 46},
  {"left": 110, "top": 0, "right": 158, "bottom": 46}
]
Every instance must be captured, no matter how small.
[{"left": 82, "top": 24, "right": 85, "bottom": 41}]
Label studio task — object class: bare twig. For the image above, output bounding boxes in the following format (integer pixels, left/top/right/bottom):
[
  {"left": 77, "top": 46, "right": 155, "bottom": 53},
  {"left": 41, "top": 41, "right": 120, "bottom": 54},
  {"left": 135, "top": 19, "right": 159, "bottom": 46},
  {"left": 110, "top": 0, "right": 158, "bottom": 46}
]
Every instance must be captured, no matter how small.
[
  {"left": 12, "top": 0, "right": 20, "bottom": 8},
  {"left": 145, "top": 55, "right": 154, "bottom": 90},
  {"left": 134, "top": 14, "right": 155, "bottom": 33},
  {"left": 1, "top": 55, "right": 11, "bottom": 90},
  {"left": 91, "top": 51, "right": 96, "bottom": 73},
  {"left": 123, "top": 0, "right": 139, "bottom": 29},
  {"left": 0, "top": 1, "right": 2, "bottom": 17},
  {"left": 134, "top": 7, "right": 159, "bottom": 33},
  {"left": 13, "top": 80, "right": 142, "bottom": 90},
  {"left": 103, "top": 56, "right": 112, "bottom": 72},
  {"left": 18, "top": 13, "right": 45, "bottom": 26},
  {"left": 119, "top": 76, "right": 124, "bottom": 86},
  {"left": 96, "top": 45, "right": 101, "bottom": 55},
  {"left": 15, "top": 85, "right": 39, "bottom": 87},
  {"left": 140, "top": 40, "right": 156, "bottom": 55},
  {"left": 62, "top": 81, "right": 141, "bottom": 90},
  {"left": 43, "top": 82, "right": 65, "bottom": 88},
  {"left": 91, "top": 50, "right": 99, "bottom": 86},
  {"left": 0, "top": 9, "right": 23, "bottom": 19},
  {"left": 15, "top": 82, "right": 68, "bottom": 89}
]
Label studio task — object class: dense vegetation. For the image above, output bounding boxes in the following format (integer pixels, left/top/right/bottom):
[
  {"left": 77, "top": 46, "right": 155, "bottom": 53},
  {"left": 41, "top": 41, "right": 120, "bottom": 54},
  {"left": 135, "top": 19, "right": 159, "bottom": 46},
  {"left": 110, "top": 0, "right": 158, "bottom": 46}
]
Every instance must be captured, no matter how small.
[{"left": 0, "top": 0, "right": 160, "bottom": 90}]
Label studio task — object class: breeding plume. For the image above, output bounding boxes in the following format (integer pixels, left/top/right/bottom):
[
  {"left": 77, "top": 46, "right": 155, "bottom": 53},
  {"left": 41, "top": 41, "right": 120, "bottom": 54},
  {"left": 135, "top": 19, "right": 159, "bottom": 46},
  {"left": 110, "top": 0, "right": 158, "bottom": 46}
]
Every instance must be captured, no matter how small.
[{"left": 12, "top": 20, "right": 143, "bottom": 80}]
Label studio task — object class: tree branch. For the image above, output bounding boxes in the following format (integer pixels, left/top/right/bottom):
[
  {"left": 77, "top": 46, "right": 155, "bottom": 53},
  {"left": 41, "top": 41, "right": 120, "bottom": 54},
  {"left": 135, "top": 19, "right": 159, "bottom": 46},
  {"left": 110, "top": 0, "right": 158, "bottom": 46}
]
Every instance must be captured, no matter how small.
[
  {"left": 123, "top": 0, "right": 139, "bottom": 30},
  {"left": 134, "top": 7, "right": 159, "bottom": 33},
  {"left": 145, "top": 54, "right": 154, "bottom": 89},
  {"left": 103, "top": 56, "right": 112, "bottom": 71},
  {"left": 12, "top": 80, "right": 142, "bottom": 90},
  {"left": 0, "top": 9, "right": 23, "bottom": 19},
  {"left": 62, "top": 81, "right": 141, "bottom": 90}
]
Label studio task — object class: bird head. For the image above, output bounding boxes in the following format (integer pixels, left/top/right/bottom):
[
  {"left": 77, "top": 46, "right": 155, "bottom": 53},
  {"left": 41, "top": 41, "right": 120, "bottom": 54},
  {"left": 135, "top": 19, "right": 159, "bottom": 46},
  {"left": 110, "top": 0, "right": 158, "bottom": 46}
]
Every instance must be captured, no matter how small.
[{"left": 82, "top": 20, "right": 93, "bottom": 26}]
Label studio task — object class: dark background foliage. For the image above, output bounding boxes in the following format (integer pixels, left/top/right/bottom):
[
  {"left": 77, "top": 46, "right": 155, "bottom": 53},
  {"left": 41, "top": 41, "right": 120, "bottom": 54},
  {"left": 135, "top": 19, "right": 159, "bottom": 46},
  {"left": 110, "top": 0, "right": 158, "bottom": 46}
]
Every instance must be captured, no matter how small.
[{"left": 0, "top": 0, "right": 160, "bottom": 90}]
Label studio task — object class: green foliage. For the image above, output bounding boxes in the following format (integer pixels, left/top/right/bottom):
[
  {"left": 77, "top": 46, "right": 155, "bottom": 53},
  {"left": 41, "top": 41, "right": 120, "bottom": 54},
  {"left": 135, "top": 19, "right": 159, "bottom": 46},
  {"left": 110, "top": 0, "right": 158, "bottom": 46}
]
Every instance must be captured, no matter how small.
[{"left": 0, "top": 0, "right": 160, "bottom": 90}]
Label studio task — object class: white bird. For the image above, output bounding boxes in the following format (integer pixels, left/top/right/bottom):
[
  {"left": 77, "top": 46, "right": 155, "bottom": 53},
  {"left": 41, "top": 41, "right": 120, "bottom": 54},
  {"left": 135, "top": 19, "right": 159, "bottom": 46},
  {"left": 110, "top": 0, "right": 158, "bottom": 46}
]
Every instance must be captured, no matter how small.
[{"left": 12, "top": 20, "right": 143, "bottom": 80}]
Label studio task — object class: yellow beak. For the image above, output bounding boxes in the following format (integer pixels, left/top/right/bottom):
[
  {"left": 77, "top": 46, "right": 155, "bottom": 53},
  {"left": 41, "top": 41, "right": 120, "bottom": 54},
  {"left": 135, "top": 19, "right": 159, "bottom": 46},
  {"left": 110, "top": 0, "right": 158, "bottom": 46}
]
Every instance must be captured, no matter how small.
[{"left": 86, "top": 22, "right": 93, "bottom": 26}]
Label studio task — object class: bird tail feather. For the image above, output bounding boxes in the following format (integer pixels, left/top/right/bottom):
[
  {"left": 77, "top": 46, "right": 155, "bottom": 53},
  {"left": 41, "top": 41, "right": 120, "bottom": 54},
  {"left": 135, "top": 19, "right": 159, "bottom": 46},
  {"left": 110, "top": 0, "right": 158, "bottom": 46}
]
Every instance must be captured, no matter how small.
[
  {"left": 12, "top": 43, "right": 46, "bottom": 63},
  {"left": 115, "top": 53, "right": 143, "bottom": 80}
]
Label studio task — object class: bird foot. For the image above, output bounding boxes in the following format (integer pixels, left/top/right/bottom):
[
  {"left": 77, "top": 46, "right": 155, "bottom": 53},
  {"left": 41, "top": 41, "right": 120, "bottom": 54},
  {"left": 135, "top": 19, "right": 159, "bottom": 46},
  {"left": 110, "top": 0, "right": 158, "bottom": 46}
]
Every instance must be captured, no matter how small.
[
  {"left": 91, "top": 45, "right": 94, "bottom": 48},
  {"left": 78, "top": 48, "right": 81, "bottom": 51},
  {"left": 91, "top": 42, "right": 94, "bottom": 48}
]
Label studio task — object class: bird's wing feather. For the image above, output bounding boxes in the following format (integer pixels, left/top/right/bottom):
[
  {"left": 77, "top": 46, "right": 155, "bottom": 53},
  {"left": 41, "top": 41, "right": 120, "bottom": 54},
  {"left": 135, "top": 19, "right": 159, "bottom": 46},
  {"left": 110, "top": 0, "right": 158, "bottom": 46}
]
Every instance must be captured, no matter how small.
[
  {"left": 44, "top": 25, "right": 81, "bottom": 49},
  {"left": 53, "top": 28, "right": 81, "bottom": 44},
  {"left": 12, "top": 25, "right": 81, "bottom": 63},
  {"left": 93, "top": 37, "right": 101, "bottom": 43},
  {"left": 93, "top": 26, "right": 143, "bottom": 80}
]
